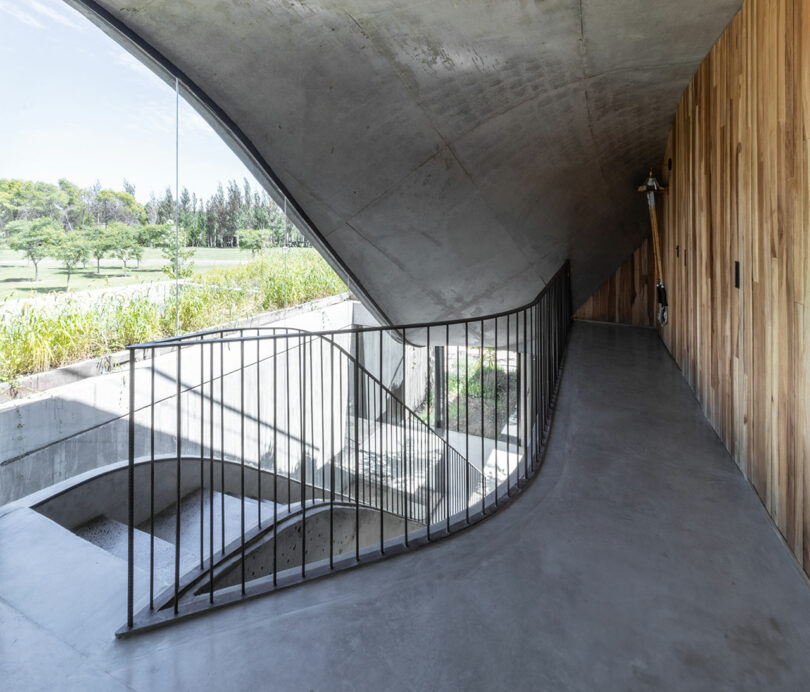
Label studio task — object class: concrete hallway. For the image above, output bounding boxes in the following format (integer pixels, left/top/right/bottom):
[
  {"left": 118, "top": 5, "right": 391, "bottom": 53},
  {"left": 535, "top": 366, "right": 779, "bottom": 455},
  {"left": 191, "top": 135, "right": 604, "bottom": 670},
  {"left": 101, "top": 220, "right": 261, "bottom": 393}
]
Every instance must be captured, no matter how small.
[{"left": 5, "top": 321, "right": 810, "bottom": 691}]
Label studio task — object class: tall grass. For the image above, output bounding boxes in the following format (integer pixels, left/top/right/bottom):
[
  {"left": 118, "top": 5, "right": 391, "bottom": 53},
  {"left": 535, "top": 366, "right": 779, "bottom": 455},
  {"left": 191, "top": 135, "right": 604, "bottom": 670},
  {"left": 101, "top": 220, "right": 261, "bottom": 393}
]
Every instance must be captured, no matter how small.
[
  {"left": 0, "top": 249, "right": 345, "bottom": 382},
  {"left": 201, "top": 249, "right": 345, "bottom": 310}
]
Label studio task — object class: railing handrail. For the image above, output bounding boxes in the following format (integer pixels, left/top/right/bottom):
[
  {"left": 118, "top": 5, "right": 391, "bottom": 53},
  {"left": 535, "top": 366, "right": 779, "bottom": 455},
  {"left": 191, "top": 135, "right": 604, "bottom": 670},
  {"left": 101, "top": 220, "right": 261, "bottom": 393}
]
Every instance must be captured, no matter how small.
[
  {"left": 121, "top": 260, "right": 572, "bottom": 635},
  {"left": 126, "top": 324, "right": 479, "bottom": 479}
]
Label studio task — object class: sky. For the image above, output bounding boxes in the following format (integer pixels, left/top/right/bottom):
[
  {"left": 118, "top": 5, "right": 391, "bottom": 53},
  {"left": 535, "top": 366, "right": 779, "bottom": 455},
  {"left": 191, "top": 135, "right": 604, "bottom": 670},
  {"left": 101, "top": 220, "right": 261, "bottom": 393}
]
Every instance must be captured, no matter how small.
[{"left": 0, "top": 0, "right": 259, "bottom": 203}]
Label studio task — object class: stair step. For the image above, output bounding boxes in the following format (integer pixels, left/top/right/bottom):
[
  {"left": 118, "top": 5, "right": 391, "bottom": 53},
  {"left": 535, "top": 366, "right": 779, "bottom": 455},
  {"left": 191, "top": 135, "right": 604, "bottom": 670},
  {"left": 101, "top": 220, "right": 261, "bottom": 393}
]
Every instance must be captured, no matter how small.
[{"left": 74, "top": 515, "right": 181, "bottom": 588}]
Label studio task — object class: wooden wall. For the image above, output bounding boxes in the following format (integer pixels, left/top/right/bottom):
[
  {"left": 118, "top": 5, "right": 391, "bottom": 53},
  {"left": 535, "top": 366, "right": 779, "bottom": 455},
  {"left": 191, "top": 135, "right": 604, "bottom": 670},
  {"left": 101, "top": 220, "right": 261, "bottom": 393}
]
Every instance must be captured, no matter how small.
[
  {"left": 574, "top": 236, "right": 656, "bottom": 327},
  {"left": 657, "top": 0, "right": 810, "bottom": 574}
]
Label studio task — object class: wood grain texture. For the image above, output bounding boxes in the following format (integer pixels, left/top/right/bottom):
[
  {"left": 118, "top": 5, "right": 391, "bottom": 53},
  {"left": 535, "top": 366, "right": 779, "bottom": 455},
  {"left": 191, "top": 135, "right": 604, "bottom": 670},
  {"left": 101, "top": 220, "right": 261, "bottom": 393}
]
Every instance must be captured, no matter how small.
[
  {"left": 657, "top": 0, "right": 810, "bottom": 574},
  {"left": 574, "top": 236, "right": 656, "bottom": 327}
]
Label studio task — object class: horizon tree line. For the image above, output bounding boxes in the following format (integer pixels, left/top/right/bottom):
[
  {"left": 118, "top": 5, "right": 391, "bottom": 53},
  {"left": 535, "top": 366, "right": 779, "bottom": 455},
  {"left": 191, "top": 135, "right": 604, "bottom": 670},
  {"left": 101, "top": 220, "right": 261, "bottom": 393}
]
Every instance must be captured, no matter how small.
[
  {"left": 0, "top": 177, "right": 310, "bottom": 283},
  {"left": 0, "top": 176, "right": 308, "bottom": 248}
]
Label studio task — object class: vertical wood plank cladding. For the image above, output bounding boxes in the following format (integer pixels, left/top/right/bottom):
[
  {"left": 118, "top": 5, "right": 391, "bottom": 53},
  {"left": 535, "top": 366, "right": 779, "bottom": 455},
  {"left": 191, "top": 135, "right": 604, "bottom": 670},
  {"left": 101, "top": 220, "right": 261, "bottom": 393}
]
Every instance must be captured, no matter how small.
[
  {"left": 658, "top": 0, "right": 810, "bottom": 574},
  {"left": 574, "top": 236, "right": 656, "bottom": 327}
]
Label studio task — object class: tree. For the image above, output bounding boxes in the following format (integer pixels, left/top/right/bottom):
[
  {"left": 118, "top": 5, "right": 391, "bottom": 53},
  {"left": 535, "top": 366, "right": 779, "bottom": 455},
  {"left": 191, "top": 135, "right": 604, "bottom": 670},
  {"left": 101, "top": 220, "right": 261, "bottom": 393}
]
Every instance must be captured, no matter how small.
[
  {"left": 108, "top": 223, "right": 140, "bottom": 271},
  {"left": 54, "top": 233, "right": 90, "bottom": 286},
  {"left": 237, "top": 228, "right": 272, "bottom": 255},
  {"left": 223, "top": 180, "right": 242, "bottom": 246},
  {"left": 137, "top": 223, "right": 172, "bottom": 248},
  {"left": 57, "top": 179, "right": 86, "bottom": 230},
  {"left": 129, "top": 241, "right": 145, "bottom": 269},
  {"left": 157, "top": 187, "right": 175, "bottom": 224},
  {"left": 83, "top": 225, "right": 113, "bottom": 273},
  {"left": 82, "top": 181, "right": 102, "bottom": 224},
  {"left": 0, "top": 179, "right": 68, "bottom": 230},
  {"left": 145, "top": 192, "right": 160, "bottom": 224},
  {"left": 7, "top": 218, "right": 61, "bottom": 280},
  {"left": 96, "top": 189, "right": 145, "bottom": 227},
  {"left": 206, "top": 184, "right": 226, "bottom": 247},
  {"left": 160, "top": 226, "right": 195, "bottom": 279}
]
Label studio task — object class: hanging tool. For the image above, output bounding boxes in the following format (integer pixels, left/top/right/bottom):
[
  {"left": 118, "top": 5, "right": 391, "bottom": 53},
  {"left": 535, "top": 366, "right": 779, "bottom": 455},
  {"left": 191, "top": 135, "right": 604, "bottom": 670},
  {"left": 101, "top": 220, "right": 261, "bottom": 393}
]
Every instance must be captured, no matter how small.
[{"left": 638, "top": 170, "right": 668, "bottom": 326}]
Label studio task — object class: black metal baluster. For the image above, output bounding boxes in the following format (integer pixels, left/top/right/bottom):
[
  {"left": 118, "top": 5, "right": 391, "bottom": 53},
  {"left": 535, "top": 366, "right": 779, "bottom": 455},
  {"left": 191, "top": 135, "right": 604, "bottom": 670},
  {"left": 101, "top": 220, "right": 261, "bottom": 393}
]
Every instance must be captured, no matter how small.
[
  {"left": 308, "top": 334, "right": 315, "bottom": 503},
  {"left": 126, "top": 350, "right": 135, "bottom": 629},
  {"left": 445, "top": 324, "right": 450, "bottom": 531},
  {"left": 321, "top": 337, "right": 326, "bottom": 501},
  {"left": 361, "top": 363, "right": 366, "bottom": 507},
  {"left": 339, "top": 351, "right": 344, "bottom": 501},
  {"left": 531, "top": 303, "right": 536, "bottom": 469},
  {"left": 539, "top": 297, "right": 544, "bottom": 441},
  {"left": 286, "top": 332, "right": 291, "bottom": 513},
  {"left": 426, "top": 328, "right": 431, "bottom": 539},
  {"left": 379, "top": 330, "right": 385, "bottom": 553},
  {"left": 209, "top": 340, "right": 214, "bottom": 604},
  {"left": 240, "top": 335, "right": 246, "bottom": 595},
  {"left": 532, "top": 298, "right": 544, "bottom": 469},
  {"left": 174, "top": 342, "right": 182, "bottom": 615},
  {"left": 329, "top": 339, "right": 335, "bottom": 569},
  {"left": 465, "top": 322, "right": 469, "bottom": 523},
  {"left": 424, "top": 429, "right": 429, "bottom": 534},
  {"left": 545, "top": 295, "right": 549, "bottom": 435},
  {"left": 480, "top": 319, "right": 485, "bottom": 514},
  {"left": 297, "top": 335, "right": 303, "bottom": 509},
  {"left": 257, "top": 333, "right": 262, "bottom": 530},
  {"left": 535, "top": 301, "right": 541, "bottom": 468},
  {"left": 149, "top": 349, "right": 155, "bottom": 609},
  {"left": 386, "top": 341, "right": 391, "bottom": 514},
  {"left": 301, "top": 335, "right": 307, "bottom": 578},
  {"left": 427, "top": 327, "right": 431, "bottom": 434},
  {"left": 200, "top": 338, "right": 204, "bottom": 570},
  {"left": 273, "top": 335, "right": 278, "bottom": 586},
  {"left": 529, "top": 306, "right": 534, "bottom": 470},
  {"left": 494, "top": 317, "right": 499, "bottom": 508},
  {"left": 354, "top": 332, "right": 360, "bottom": 561},
  {"left": 425, "top": 418, "right": 430, "bottom": 529},
  {"left": 402, "top": 329, "right": 408, "bottom": 544},
  {"left": 541, "top": 294, "right": 556, "bottom": 430},
  {"left": 456, "top": 342, "right": 460, "bottom": 435},
  {"left": 393, "top": 345, "right": 397, "bottom": 516},
  {"left": 506, "top": 315, "right": 511, "bottom": 493},
  {"left": 220, "top": 333, "right": 225, "bottom": 554},
  {"left": 523, "top": 309, "right": 529, "bottom": 480}
]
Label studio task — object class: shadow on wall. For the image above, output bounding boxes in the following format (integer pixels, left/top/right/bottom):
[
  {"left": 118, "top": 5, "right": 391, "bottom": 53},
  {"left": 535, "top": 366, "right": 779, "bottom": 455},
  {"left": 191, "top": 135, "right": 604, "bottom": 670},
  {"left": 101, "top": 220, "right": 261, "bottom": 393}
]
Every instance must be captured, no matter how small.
[{"left": 1, "top": 403, "right": 190, "bottom": 507}]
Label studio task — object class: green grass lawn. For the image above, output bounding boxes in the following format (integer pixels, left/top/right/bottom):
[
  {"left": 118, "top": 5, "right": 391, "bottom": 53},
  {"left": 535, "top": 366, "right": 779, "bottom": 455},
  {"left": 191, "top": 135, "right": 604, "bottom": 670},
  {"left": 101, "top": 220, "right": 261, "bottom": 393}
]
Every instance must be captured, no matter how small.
[{"left": 0, "top": 247, "right": 254, "bottom": 300}]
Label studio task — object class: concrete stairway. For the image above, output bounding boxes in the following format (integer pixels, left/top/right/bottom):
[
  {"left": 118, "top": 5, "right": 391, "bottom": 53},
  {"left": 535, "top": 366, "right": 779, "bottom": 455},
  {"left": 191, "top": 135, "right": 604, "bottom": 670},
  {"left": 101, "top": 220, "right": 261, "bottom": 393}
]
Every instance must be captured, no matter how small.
[{"left": 74, "top": 490, "right": 280, "bottom": 591}]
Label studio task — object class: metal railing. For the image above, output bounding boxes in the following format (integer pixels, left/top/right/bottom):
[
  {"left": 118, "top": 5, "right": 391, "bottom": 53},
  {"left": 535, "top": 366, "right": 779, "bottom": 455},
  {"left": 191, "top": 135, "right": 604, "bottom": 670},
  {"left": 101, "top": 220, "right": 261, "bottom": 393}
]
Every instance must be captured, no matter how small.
[{"left": 120, "top": 261, "right": 571, "bottom": 634}]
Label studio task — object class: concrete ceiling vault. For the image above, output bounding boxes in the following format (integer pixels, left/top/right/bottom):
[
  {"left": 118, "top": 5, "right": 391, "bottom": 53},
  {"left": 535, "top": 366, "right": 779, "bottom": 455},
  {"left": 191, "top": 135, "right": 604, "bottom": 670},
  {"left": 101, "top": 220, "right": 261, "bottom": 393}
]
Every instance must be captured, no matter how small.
[{"left": 68, "top": 0, "right": 742, "bottom": 324}]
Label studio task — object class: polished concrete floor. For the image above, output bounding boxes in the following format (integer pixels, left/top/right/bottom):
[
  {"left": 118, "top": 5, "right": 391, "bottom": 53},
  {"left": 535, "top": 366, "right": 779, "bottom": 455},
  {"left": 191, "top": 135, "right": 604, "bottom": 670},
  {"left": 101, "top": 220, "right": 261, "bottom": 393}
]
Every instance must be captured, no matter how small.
[{"left": 4, "top": 321, "right": 810, "bottom": 691}]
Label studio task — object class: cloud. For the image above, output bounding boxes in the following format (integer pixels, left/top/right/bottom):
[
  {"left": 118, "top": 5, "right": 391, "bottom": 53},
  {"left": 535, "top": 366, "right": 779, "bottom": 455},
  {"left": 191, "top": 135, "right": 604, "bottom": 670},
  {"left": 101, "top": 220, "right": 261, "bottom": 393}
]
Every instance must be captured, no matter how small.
[
  {"left": 0, "top": 0, "right": 83, "bottom": 30},
  {"left": 180, "top": 104, "right": 218, "bottom": 138},
  {"left": 0, "top": 1, "right": 45, "bottom": 28},
  {"left": 109, "top": 53, "right": 217, "bottom": 139},
  {"left": 29, "top": 0, "right": 84, "bottom": 30},
  {"left": 112, "top": 50, "right": 159, "bottom": 81}
]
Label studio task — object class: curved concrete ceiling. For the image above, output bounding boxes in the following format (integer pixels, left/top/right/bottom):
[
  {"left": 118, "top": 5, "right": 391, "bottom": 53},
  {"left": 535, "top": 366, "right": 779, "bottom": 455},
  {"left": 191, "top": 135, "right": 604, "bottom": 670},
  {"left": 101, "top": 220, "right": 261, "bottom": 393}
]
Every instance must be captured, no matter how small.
[{"left": 68, "top": 0, "right": 741, "bottom": 324}]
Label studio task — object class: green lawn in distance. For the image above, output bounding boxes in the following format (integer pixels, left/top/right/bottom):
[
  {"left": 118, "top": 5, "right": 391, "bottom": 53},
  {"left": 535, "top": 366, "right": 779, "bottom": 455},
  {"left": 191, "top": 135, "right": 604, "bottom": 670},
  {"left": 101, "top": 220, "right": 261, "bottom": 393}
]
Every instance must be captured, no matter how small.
[{"left": 0, "top": 247, "right": 254, "bottom": 300}]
